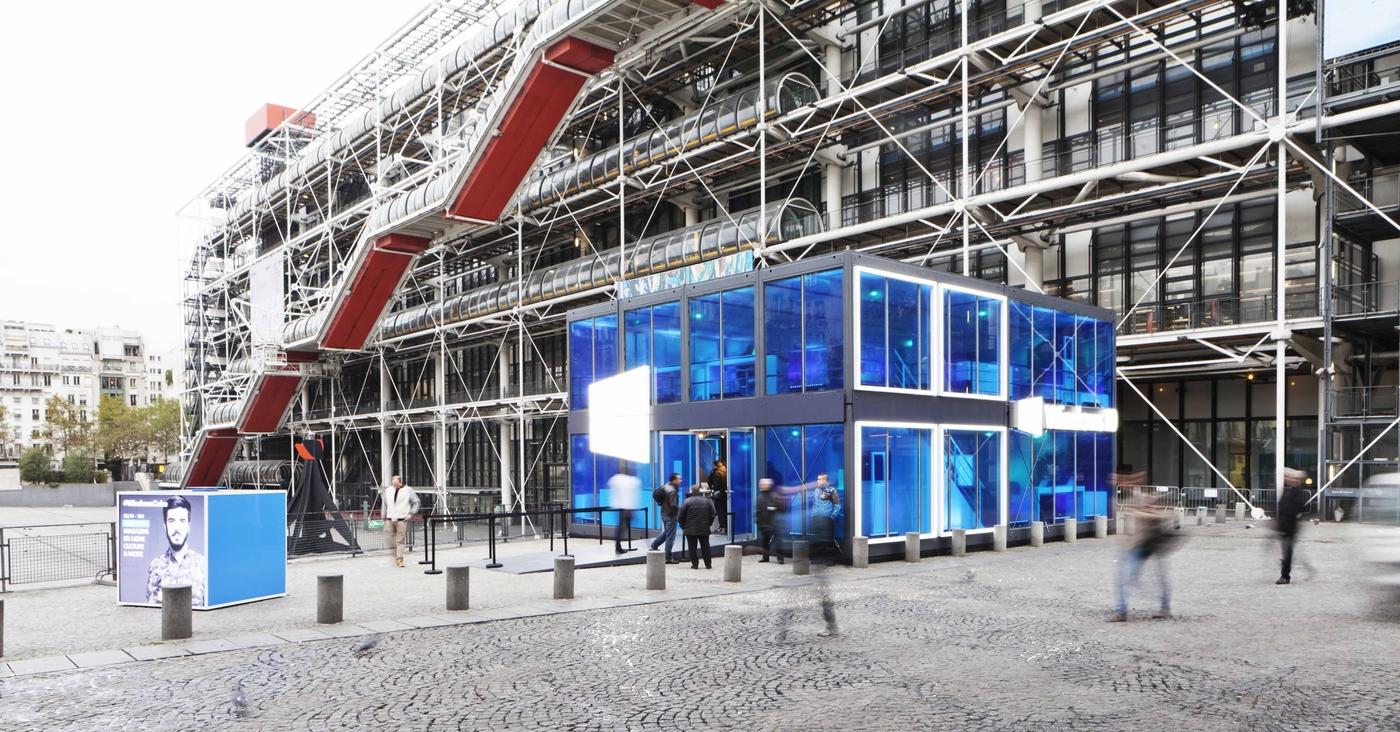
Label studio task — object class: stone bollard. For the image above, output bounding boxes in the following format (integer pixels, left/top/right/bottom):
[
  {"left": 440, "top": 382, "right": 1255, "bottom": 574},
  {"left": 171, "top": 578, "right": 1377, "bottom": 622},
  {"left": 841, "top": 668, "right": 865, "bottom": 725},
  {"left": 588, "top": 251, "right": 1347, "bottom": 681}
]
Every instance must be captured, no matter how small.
[
  {"left": 1173, "top": 507, "right": 1184, "bottom": 530},
  {"left": 1115, "top": 515, "right": 1125, "bottom": 535},
  {"left": 446, "top": 565, "right": 470, "bottom": 611},
  {"left": 1064, "top": 518, "right": 1078, "bottom": 543},
  {"left": 852, "top": 536, "right": 869, "bottom": 568},
  {"left": 792, "top": 541, "right": 811, "bottom": 576},
  {"left": 161, "top": 585, "right": 192, "bottom": 641},
  {"left": 723, "top": 545, "right": 742, "bottom": 582},
  {"left": 993, "top": 524, "right": 1008, "bottom": 552},
  {"left": 1030, "top": 521, "right": 1045, "bottom": 547},
  {"left": 1094, "top": 514, "right": 1108, "bottom": 539},
  {"left": 951, "top": 529, "right": 967, "bottom": 557},
  {"left": 646, "top": 550, "right": 666, "bottom": 590},
  {"left": 553, "top": 556, "right": 575, "bottom": 600},
  {"left": 1196, "top": 506, "right": 1206, "bottom": 526},
  {"left": 1124, "top": 513, "right": 1138, "bottom": 536},
  {"left": 317, "top": 575, "right": 344, "bottom": 624},
  {"left": 1234, "top": 503, "right": 1246, "bottom": 521},
  {"left": 1215, "top": 503, "right": 1227, "bottom": 524},
  {"left": 904, "top": 531, "right": 921, "bottom": 562}
]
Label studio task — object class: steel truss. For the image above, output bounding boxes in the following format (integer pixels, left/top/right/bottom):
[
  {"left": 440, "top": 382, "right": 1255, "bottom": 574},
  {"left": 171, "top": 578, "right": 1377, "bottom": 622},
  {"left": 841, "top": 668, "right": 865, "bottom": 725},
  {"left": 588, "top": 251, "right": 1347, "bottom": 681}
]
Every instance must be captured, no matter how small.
[{"left": 180, "top": 0, "right": 1400, "bottom": 522}]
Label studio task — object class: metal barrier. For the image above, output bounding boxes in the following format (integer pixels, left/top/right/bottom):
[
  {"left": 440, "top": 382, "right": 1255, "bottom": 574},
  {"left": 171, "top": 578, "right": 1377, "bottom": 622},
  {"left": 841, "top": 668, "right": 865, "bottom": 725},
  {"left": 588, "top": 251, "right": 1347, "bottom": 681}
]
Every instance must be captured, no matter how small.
[
  {"left": 1116, "top": 485, "right": 1281, "bottom": 518},
  {"left": 1, "top": 523, "right": 116, "bottom": 592}
]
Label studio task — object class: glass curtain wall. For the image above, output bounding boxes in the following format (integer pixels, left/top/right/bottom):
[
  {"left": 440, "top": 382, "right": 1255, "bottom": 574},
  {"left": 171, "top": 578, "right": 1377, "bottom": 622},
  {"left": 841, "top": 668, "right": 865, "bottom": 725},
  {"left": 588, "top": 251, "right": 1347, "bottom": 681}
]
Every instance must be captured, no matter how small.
[
  {"left": 690, "top": 287, "right": 756, "bottom": 400},
  {"left": 942, "top": 289, "right": 1003, "bottom": 397},
  {"left": 623, "top": 302, "right": 682, "bottom": 403},
  {"left": 765, "top": 269, "right": 845, "bottom": 394},
  {"left": 568, "top": 314, "right": 618, "bottom": 409},
  {"left": 943, "top": 429, "right": 1002, "bottom": 531},
  {"left": 1007, "top": 430, "right": 1113, "bottom": 526},
  {"left": 764, "top": 423, "right": 845, "bottom": 538},
  {"left": 1009, "top": 302, "right": 1114, "bottom": 408}
]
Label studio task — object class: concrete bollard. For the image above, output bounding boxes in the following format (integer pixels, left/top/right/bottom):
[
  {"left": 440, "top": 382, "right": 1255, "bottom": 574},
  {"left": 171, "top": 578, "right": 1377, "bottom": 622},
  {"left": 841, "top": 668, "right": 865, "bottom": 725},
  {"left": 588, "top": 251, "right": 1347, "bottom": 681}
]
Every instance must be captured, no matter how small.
[
  {"left": 1030, "top": 521, "right": 1045, "bottom": 547},
  {"left": 1115, "top": 515, "right": 1125, "bottom": 535},
  {"left": 1124, "top": 514, "right": 1138, "bottom": 536},
  {"left": 161, "top": 585, "right": 192, "bottom": 641},
  {"left": 951, "top": 529, "right": 967, "bottom": 557},
  {"left": 1234, "top": 502, "right": 1246, "bottom": 521},
  {"left": 1094, "top": 514, "right": 1108, "bottom": 539},
  {"left": 904, "top": 531, "right": 921, "bottom": 562},
  {"left": 646, "top": 550, "right": 666, "bottom": 590},
  {"left": 1196, "top": 506, "right": 1206, "bottom": 526},
  {"left": 1173, "top": 507, "right": 1184, "bottom": 530},
  {"left": 317, "top": 574, "right": 344, "bottom": 624},
  {"left": 446, "top": 565, "right": 470, "bottom": 611},
  {"left": 993, "top": 524, "right": 1007, "bottom": 552},
  {"left": 852, "top": 536, "right": 869, "bottom": 568},
  {"left": 1215, "top": 503, "right": 1227, "bottom": 524},
  {"left": 1064, "top": 518, "right": 1078, "bottom": 543},
  {"left": 553, "top": 556, "right": 575, "bottom": 600},
  {"left": 792, "top": 541, "right": 811, "bottom": 575},
  {"left": 723, "top": 545, "right": 742, "bottom": 582}
]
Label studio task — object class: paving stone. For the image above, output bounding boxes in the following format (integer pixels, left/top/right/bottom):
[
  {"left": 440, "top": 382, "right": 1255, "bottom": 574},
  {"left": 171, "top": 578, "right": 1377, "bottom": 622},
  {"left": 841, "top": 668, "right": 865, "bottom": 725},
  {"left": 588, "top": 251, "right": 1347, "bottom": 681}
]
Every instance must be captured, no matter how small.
[
  {"left": 314, "top": 623, "right": 374, "bottom": 639},
  {"left": 221, "top": 632, "right": 288, "bottom": 650},
  {"left": 397, "top": 615, "right": 457, "bottom": 628},
  {"left": 6, "top": 655, "right": 76, "bottom": 675},
  {"left": 122, "top": 645, "right": 190, "bottom": 661},
  {"left": 67, "top": 650, "right": 135, "bottom": 669},
  {"left": 271, "top": 628, "right": 334, "bottom": 643},
  {"left": 357, "top": 619, "right": 413, "bottom": 633},
  {"left": 180, "top": 638, "right": 238, "bottom": 655}
]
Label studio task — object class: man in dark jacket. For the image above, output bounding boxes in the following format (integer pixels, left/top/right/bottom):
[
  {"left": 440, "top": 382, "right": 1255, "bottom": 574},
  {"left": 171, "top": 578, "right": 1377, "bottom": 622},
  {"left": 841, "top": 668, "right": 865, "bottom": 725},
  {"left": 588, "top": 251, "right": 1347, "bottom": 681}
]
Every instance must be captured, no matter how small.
[
  {"left": 650, "top": 473, "right": 683, "bottom": 564},
  {"left": 1275, "top": 469, "right": 1309, "bottom": 584},
  {"left": 755, "top": 478, "right": 785, "bottom": 564},
  {"left": 677, "top": 485, "right": 716, "bottom": 569}
]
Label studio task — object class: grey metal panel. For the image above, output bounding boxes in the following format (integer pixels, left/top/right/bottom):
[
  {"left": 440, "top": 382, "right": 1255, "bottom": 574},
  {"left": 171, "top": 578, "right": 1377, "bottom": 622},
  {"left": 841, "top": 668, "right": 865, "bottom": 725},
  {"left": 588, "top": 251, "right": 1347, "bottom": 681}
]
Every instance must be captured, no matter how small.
[
  {"left": 850, "top": 391, "right": 1009, "bottom": 426},
  {"left": 568, "top": 389, "right": 849, "bottom": 436}
]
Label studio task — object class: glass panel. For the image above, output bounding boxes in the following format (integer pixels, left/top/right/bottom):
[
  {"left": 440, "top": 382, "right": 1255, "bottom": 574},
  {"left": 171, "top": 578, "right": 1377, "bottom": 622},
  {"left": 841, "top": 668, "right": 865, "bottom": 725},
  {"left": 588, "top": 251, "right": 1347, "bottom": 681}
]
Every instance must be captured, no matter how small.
[
  {"left": 888, "top": 278, "right": 928, "bottom": 390},
  {"left": 803, "top": 269, "right": 844, "bottom": 391},
  {"left": 653, "top": 302, "right": 682, "bottom": 403},
  {"left": 859, "top": 272, "right": 887, "bottom": 386},
  {"left": 1008, "top": 431, "right": 1034, "bottom": 527},
  {"left": 1010, "top": 302, "right": 1034, "bottom": 400},
  {"left": 571, "top": 434, "right": 597, "bottom": 524},
  {"left": 689, "top": 294, "right": 722, "bottom": 401},
  {"left": 1053, "top": 430, "right": 1076, "bottom": 521},
  {"left": 765, "top": 276, "right": 803, "bottom": 395},
  {"left": 594, "top": 313, "right": 618, "bottom": 385},
  {"left": 730, "top": 430, "right": 755, "bottom": 538},
  {"left": 595, "top": 452, "right": 620, "bottom": 527},
  {"left": 624, "top": 307, "right": 651, "bottom": 398},
  {"left": 944, "top": 429, "right": 1000, "bottom": 531},
  {"left": 764, "top": 425, "right": 804, "bottom": 537},
  {"left": 721, "top": 286, "right": 756, "bottom": 398},
  {"left": 944, "top": 290, "right": 978, "bottom": 394},
  {"left": 568, "top": 319, "right": 593, "bottom": 409},
  {"left": 660, "top": 432, "right": 694, "bottom": 496},
  {"left": 804, "top": 423, "right": 846, "bottom": 541}
]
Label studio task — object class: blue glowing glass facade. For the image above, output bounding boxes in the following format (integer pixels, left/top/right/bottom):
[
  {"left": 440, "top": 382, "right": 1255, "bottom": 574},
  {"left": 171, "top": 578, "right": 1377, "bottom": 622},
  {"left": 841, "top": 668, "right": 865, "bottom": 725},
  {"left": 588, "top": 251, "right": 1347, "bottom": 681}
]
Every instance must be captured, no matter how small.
[{"left": 567, "top": 251, "right": 1115, "bottom": 552}]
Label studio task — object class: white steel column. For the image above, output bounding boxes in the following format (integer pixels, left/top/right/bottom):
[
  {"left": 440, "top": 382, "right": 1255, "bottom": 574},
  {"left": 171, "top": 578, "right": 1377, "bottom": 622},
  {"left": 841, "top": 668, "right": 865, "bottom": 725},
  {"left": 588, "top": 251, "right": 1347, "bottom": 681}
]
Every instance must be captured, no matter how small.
[
  {"left": 959, "top": 0, "right": 970, "bottom": 275},
  {"left": 1020, "top": 95, "right": 1045, "bottom": 288},
  {"left": 683, "top": 206, "right": 700, "bottom": 227},
  {"left": 434, "top": 345, "right": 447, "bottom": 495},
  {"left": 378, "top": 353, "right": 393, "bottom": 487},
  {"left": 1273, "top": 0, "right": 1288, "bottom": 507},
  {"left": 757, "top": 7, "right": 767, "bottom": 253},
  {"left": 824, "top": 28, "right": 844, "bottom": 232}
]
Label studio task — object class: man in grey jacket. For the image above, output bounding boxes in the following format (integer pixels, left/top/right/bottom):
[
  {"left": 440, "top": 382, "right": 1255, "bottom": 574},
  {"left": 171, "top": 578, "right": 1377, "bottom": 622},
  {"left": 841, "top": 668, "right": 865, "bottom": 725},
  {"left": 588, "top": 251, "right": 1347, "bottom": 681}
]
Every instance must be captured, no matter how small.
[
  {"left": 677, "top": 485, "right": 716, "bottom": 569},
  {"left": 381, "top": 475, "right": 421, "bottom": 568}
]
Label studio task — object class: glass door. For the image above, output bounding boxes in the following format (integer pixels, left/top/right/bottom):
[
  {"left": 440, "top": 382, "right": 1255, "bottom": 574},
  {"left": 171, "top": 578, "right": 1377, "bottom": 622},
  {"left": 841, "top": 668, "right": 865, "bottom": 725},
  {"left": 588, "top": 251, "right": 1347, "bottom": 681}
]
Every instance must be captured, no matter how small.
[
  {"left": 696, "top": 431, "right": 726, "bottom": 535},
  {"left": 729, "top": 429, "right": 755, "bottom": 540},
  {"left": 659, "top": 432, "right": 694, "bottom": 526}
]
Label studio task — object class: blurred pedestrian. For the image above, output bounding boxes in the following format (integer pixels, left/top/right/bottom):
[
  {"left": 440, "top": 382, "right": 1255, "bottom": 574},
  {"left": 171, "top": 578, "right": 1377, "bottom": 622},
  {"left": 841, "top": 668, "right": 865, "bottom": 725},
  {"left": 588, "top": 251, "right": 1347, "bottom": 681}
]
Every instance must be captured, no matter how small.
[
  {"left": 810, "top": 474, "right": 843, "bottom": 555},
  {"left": 381, "top": 475, "right": 420, "bottom": 568},
  {"left": 709, "top": 459, "right": 729, "bottom": 534},
  {"left": 678, "top": 485, "right": 716, "bottom": 569},
  {"left": 609, "top": 471, "right": 643, "bottom": 555},
  {"left": 1275, "top": 468, "right": 1309, "bottom": 584},
  {"left": 756, "top": 478, "right": 784, "bottom": 564},
  {"left": 650, "top": 473, "right": 683, "bottom": 563},
  {"left": 778, "top": 480, "right": 840, "bottom": 638},
  {"left": 1110, "top": 490, "right": 1179, "bottom": 622}
]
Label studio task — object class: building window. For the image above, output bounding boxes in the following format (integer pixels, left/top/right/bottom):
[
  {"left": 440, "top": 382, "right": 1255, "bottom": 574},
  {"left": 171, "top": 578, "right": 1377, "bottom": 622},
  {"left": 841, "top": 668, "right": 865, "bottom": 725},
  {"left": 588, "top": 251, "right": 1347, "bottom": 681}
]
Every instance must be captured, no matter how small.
[
  {"left": 31, "top": 409, "right": 40, "bottom": 421},
  {"left": 688, "top": 286, "right": 756, "bottom": 401},
  {"left": 1009, "top": 303, "right": 1114, "bottom": 408},
  {"left": 567, "top": 314, "right": 617, "bottom": 409},
  {"left": 858, "top": 424, "right": 932, "bottom": 538},
  {"left": 764, "top": 422, "right": 845, "bottom": 538},
  {"left": 129, "top": 395, "right": 137, "bottom": 407},
  {"left": 858, "top": 270, "right": 932, "bottom": 390},
  {"left": 764, "top": 269, "right": 845, "bottom": 395},
  {"left": 1009, "top": 430, "right": 1113, "bottom": 526},
  {"left": 942, "top": 287, "right": 1004, "bottom": 398},
  {"left": 944, "top": 428, "right": 1003, "bottom": 531},
  {"left": 622, "top": 301, "right": 682, "bottom": 404}
]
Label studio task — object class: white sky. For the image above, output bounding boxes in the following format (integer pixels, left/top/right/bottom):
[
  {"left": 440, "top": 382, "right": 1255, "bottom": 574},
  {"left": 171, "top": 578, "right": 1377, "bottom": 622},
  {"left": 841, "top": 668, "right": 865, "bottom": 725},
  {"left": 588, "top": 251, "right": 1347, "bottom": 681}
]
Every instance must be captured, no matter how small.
[{"left": 0, "top": 1, "right": 417, "bottom": 357}]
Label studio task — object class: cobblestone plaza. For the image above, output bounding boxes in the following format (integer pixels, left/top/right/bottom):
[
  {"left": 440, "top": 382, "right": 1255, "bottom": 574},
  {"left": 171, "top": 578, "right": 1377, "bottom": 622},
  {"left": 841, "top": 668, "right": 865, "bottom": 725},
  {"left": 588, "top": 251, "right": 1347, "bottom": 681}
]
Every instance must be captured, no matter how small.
[{"left": 2, "top": 522, "right": 1397, "bottom": 730}]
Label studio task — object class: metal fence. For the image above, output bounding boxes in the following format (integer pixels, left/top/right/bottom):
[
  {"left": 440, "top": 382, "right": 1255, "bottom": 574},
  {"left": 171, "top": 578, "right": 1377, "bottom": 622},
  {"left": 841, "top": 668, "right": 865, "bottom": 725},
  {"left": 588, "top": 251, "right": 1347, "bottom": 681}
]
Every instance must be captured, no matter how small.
[
  {"left": 1116, "top": 486, "right": 1280, "bottom": 518},
  {"left": 1, "top": 523, "right": 116, "bottom": 592}
]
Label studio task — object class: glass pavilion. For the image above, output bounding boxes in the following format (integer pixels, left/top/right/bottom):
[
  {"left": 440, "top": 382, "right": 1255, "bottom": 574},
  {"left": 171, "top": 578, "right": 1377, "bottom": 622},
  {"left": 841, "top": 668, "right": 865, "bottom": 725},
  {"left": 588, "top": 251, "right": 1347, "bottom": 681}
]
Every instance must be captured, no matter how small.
[{"left": 567, "top": 250, "right": 1117, "bottom": 560}]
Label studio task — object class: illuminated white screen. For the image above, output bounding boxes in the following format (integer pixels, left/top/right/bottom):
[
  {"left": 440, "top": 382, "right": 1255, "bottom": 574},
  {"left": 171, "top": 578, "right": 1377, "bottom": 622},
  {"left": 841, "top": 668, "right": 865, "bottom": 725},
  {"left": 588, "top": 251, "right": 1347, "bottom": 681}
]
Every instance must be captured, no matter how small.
[{"left": 587, "top": 366, "right": 652, "bottom": 463}]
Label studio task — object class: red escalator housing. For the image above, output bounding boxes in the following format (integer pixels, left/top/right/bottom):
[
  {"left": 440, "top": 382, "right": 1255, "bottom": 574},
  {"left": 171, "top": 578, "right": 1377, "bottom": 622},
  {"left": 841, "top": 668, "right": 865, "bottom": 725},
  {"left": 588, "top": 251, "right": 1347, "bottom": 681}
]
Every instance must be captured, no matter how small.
[
  {"left": 184, "top": 428, "right": 239, "bottom": 488},
  {"left": 447, "top": 37, "right": 617, "bottom": 222},
  {"left": 321, "top": 233, "right": 432, "bottom": 350}
]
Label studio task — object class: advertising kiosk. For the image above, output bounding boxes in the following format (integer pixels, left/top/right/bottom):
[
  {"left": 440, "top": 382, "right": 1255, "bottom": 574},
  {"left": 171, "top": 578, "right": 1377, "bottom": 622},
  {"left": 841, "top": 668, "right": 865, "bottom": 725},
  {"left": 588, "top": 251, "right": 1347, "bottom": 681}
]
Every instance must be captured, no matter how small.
[{"left": 117, "top": 489, "right": 287, "bottom": 609}]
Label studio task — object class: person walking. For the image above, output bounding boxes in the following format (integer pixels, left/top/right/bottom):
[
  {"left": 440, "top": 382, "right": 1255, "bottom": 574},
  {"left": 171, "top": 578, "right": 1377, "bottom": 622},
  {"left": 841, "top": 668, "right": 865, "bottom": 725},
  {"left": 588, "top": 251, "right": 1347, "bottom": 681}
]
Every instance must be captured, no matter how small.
[
  {"left": 1275, "top": 468, "right": 1309, "bottom": 584},
  {"left": 650, "top": 473, "right": 683, "bottom": 564},
  {"left": 678, "top": 485, "right": 716, "bottom": 569},
  {"left": 1110, "top": 493, "right": 1179, "bottom": 621},
  {"left": 756, "top": 478, "right": 784, "bottom": 564},
  {"left": 609, "top": 471, "right": 643, "bottom": 554},
  {"left": 381, "top": 475, "right": 421, "bottom": 568},
  {"left": 777, "top": 480, "right": 840, "bottom": 639},
  {"left": 708, "top": 459, "right": 729, "bottom": 534}
]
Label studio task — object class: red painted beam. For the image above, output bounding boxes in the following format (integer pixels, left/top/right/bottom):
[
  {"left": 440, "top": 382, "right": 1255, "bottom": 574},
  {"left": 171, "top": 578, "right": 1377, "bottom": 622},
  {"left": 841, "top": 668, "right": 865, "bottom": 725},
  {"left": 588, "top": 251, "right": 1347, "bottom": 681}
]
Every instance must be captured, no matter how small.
[
  {"left": 239, "top": 373, "right": 303, "bottom": 433},
  {"left": 447, "top": 37, "right": 616, "bottom": 222},
  {"left": 692, "top": 0, "right": 725, "bottom": 8},
  {"left": 321, "top": 234, "right": 431, "bottom": 350},
  {"left": 185, "top": 428, "right": 239, "bottom": 487}
]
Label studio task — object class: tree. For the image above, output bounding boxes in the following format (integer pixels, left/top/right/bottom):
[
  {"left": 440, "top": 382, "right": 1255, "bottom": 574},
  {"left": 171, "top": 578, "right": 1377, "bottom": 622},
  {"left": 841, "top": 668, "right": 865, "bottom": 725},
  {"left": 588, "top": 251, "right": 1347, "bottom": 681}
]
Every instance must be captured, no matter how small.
[
  {"left": 95, "top": 395, "right": 146, "bottom": 465},
  {"left": 0, "top": 405, "right": 12, "bottom": 459},
  {"left": 144, "top": 398, "right": 182, "bottom": 459},
  {"left": 19, "top": 447, "right": 49, "bottom": 483},
  {"left": 62, "top": 449, "right": 97, "bottom": 483},
  {"left": 44, "top": 395, "right": 93, "bottom": 456}
]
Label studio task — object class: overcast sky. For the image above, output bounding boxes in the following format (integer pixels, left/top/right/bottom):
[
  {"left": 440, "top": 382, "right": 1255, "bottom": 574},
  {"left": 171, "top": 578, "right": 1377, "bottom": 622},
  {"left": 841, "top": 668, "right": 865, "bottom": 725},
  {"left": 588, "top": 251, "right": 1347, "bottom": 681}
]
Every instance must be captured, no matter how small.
[{"left": 0, "top": 1, "right": 415, "bottom": 357}]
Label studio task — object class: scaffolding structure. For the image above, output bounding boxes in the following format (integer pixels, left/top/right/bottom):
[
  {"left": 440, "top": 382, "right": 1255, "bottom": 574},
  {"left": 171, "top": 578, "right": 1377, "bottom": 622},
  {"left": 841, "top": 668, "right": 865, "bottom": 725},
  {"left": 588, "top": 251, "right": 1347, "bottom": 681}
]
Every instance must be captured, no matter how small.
[{"left": 177, "top": 0, "right": 1400, "bottom": 522}]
